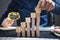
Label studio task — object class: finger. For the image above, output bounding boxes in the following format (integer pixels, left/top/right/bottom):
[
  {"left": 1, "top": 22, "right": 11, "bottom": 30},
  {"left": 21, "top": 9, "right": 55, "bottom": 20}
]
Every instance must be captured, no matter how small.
[
  {"left": 3, "top": 18, "right": 8, "bottom": 22},
  {"left": 47, "top": 2, "right": 52, "bottom": 11},
  {"left": 36, "top": 0, "right": 42, "bottom": 8},
  {"left": 48, "top": 3, "right": 53, "bottom": 11},
  {"left": 37, "top": 1, "right": 40, "bottom": 7},
  {"left": 4, "top": 18, "right": 10, "bottom": 24},
  {"left": 2, "top": 18, "right": 8, "bottom": 25},
  {"left": 39, "top": 0, "right": 43, "bottom": 8},
  {"left": 41, "top": 0, "right": 48, "bottom": 10},
  {"left": 45, "top": 0, "right": 51, "bottom": 10},
  {"left": 44, "top": 0, "right": 47, "bottom": 6},
  {"left": 4, "top": 21, "right": 13, "bottom": 27},
  {"left": 2, "top": 18, "right": 13, "bottom": 27},
  {"left": 42, "top": 0, "right": 46, "bottom": 7},
  {"left": 48, "top": 1, "right": 55, "bottom": 11},
  {"left": 2, "top": 22, "right": 8, "bottom": 27},
  {"left": 7, "top": 19, "right": 14, "bottom": 24}
]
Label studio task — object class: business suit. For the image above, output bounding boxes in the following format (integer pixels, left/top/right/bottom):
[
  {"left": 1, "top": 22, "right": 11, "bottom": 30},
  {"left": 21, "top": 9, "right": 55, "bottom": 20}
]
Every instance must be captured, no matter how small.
[{"left": 0, "top": 0, "right": 60, "bottom": 37}]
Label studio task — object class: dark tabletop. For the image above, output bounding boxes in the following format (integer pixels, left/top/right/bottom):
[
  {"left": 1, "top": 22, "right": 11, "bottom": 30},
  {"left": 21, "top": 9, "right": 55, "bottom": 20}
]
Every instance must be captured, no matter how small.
[{"left": 0, "top": 30, "right": 60, "bottom": 38}]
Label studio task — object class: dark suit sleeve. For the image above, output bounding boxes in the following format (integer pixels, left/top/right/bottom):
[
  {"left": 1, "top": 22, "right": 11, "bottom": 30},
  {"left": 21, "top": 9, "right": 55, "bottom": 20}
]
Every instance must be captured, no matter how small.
[
  {"left": 52, "top": 0, "right": 60, "bottom": 15},
  {"left": 0, "top": 0, "right": 19, "bottom": 26}
]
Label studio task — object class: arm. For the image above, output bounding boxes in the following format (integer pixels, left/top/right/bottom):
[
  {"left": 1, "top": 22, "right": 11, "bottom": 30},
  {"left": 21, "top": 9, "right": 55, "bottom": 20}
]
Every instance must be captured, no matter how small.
[{"left": 0, "top": 0, "right": 19, "bottom": 26}]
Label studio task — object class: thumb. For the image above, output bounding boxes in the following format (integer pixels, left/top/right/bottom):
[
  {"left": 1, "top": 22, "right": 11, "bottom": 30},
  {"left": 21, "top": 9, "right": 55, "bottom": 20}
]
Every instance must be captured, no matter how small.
[{"left": 36, "top": 0, "right": 42, "bottom": 8}]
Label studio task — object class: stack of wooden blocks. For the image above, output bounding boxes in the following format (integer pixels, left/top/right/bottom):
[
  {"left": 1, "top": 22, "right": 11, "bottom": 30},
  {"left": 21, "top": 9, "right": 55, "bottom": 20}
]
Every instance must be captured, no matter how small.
[{"left": 16, "top": 7, "right": 41, "bottom": 37}]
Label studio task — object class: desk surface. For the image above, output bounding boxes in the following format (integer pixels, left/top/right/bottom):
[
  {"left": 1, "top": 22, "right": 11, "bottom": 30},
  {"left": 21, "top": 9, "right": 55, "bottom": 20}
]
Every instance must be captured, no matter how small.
[
  {"left": 0, "top": 26, "right": 60, "bottom": 38},
  {"left": 0, "top": 37, "right": 59, "bottom": 40},
  {"left": 0, "top": 30, "right": 60, "bottom": 38}
]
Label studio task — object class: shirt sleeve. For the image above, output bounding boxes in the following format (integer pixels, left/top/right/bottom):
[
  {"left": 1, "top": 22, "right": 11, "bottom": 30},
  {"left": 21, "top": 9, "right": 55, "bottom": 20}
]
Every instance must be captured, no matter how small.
[{"left": 52, "top": 0, "right": 60, "bottom": 15}]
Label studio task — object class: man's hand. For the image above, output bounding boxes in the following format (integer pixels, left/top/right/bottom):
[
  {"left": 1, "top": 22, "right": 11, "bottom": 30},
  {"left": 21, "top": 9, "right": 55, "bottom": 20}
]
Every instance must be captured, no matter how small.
[
  {"left": 36, "top": 0, "right": 55, "bottom": 11},
  {"left": 1, "top": 18, "right": 14, "bottom": 28}
]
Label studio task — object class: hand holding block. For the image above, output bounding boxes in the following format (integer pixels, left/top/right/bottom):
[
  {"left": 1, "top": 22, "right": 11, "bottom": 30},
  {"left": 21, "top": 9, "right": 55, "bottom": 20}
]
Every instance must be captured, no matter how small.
[
  {"left": 21, "top": 22, "right": 26, "bottom": 28},
  {"left": 31, "top": 13, "right": 36, "bottom": 18},
  {"left": 26, "top": 17, "right": 31, "bottom": 23},
  {"left": 16, "top": 27, "right": 22, "bottom": 33},
  {"left": 35, "top": 7, "right": 41, "bottom": 14}
]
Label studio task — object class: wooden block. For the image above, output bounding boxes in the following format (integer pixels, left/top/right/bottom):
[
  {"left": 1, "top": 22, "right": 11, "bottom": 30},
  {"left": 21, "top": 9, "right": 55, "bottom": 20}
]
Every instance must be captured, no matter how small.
[
  {"left": 25, "top": 17, "right": 31, "bottom": 37},
  {"left": 36, "top": 27, "right": 40, "bottom": 37},
  {"left": 27, "top": 30, "right": 30, "bottom": 37},
  {"left": 21, "top": 22, "right": 26, "bottom": 28},
  {"left": 25, "top": 17, "right": 31, "bottom": 23},
  {"left": 22, "top": 30, "right": 25, "bottom": 37},
  {"left": 35, "top": 7, "right": 41, "bottom": 14},
  {"left": 31, "top": 19, "right": 35, "bottom": 37},
  {"left": 31, "top": 13, "right": 36, "bottom": 18},
  {"left": 16, "top": 27, "right": 22, "bottom": 33},
  {"left": 17, "top": 33, "right": 20, "bottom": 37},
  {"left": 21, "top": 22, "right": 26, "bottom": 37},
  {"left": 32, "top": 28, "right": 35, "bottom": 37}
]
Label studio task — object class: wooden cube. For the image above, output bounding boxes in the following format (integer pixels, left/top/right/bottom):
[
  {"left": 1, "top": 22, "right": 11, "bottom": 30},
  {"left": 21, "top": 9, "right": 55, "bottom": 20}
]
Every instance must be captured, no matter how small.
[
  {"left": 21, "top": 22, "right": 26, "bottom": 28},
  {"left": 16, "top": 27, "right": 22, "bottom": 33},
  {"left": 25, "top": 17, "right": 31, "bottom": 23},
  {"left": 35, "top": 7, "right": 41, "bottom": 14},
  {"left": 31, "top": 13, "right": 36, "bottom": 18}
]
